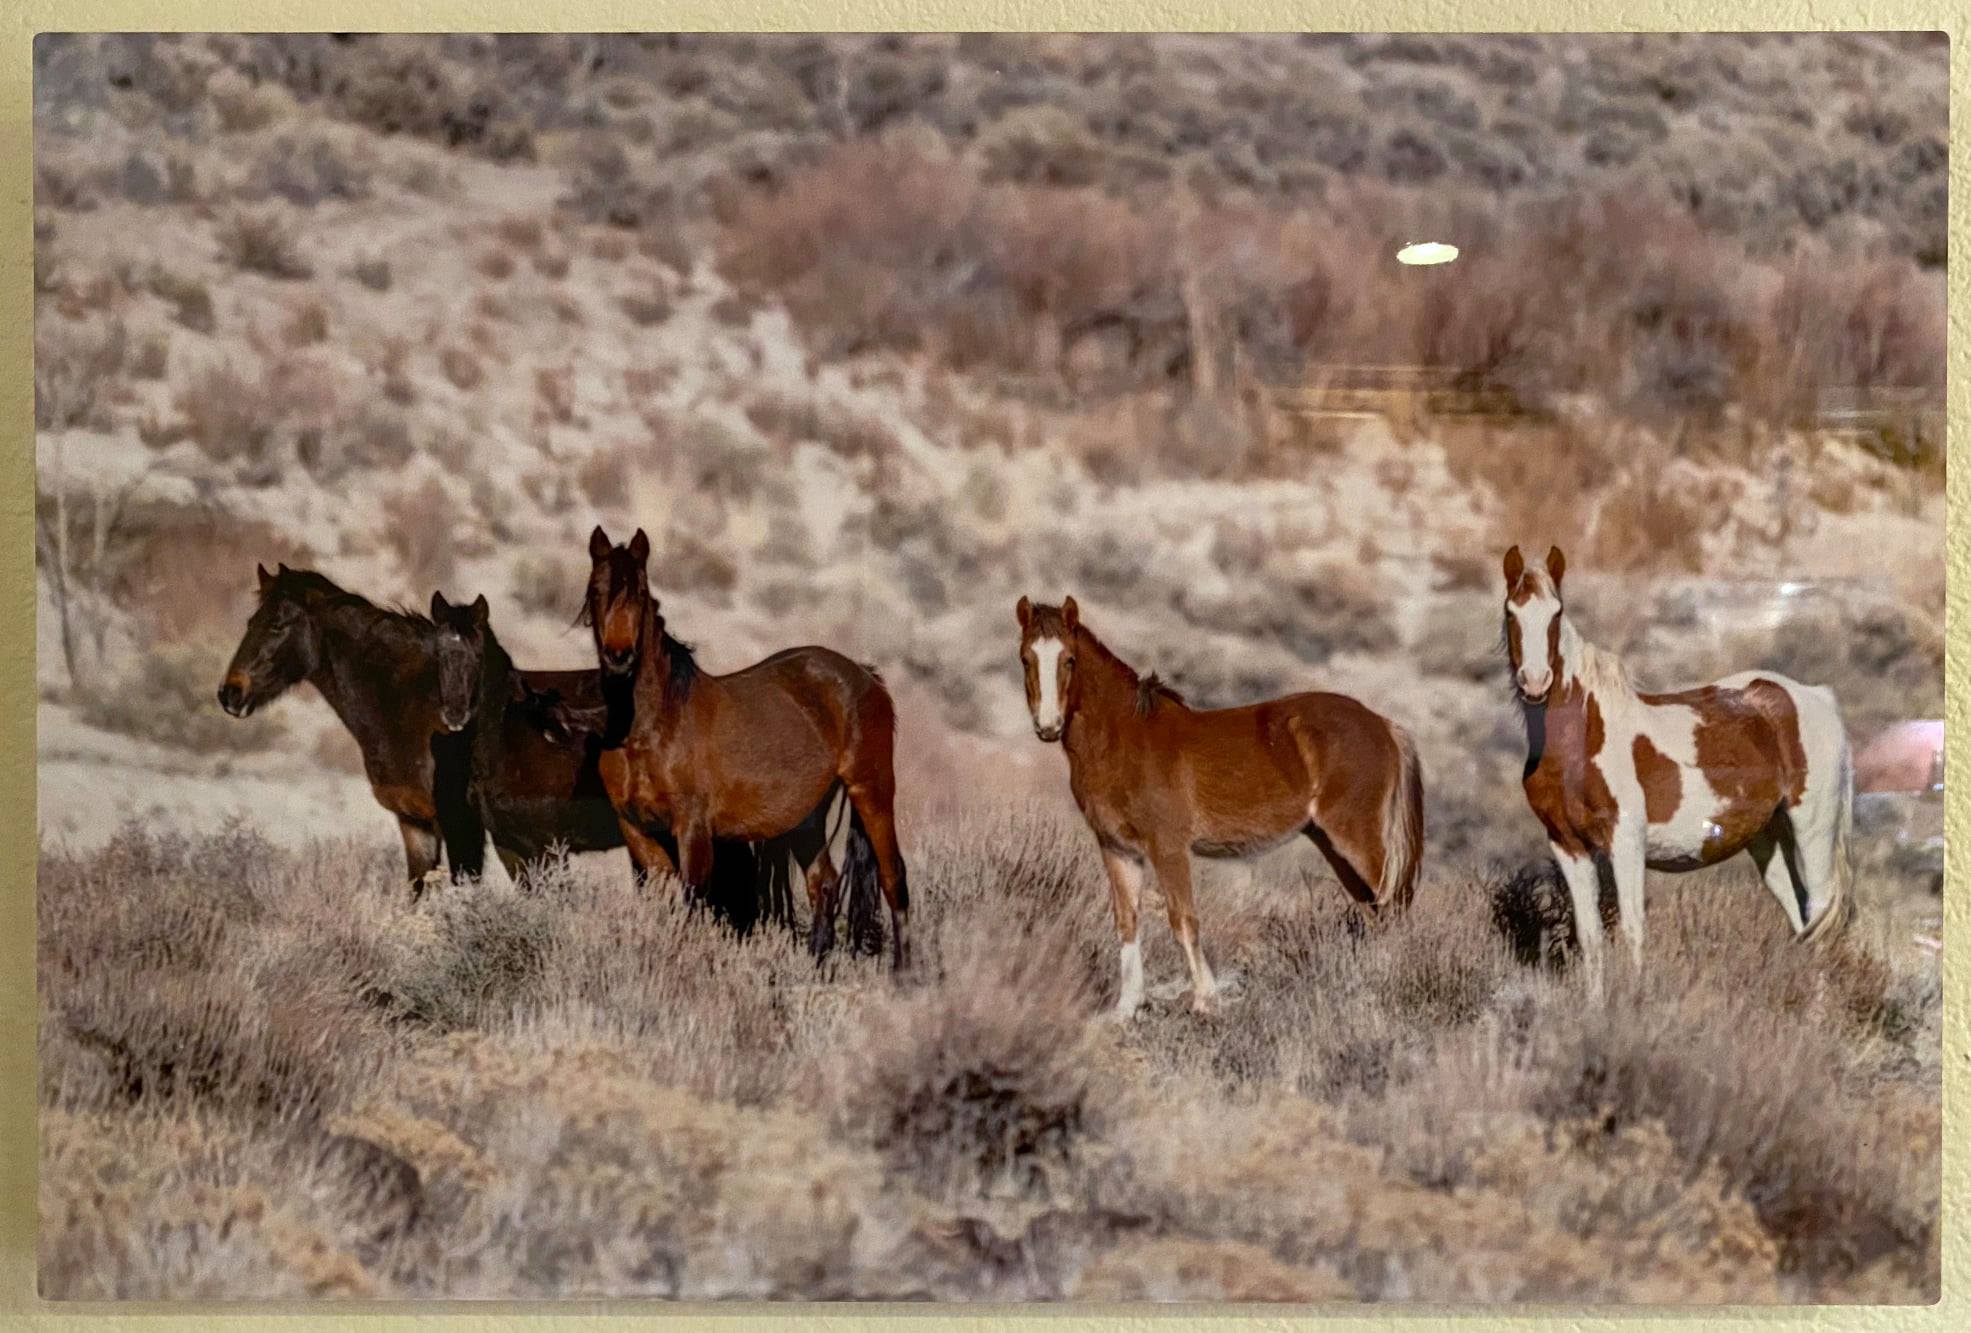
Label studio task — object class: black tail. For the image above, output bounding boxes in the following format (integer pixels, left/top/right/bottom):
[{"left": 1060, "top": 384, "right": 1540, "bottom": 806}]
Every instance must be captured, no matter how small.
[
  {"left": 756, "top": 791, "right": 833, "bottom": 935},
  {"left": 842, "top": 808, "right": 885, "bottom": 958},
  {"left": 695, "top": 836, "right": 761, "bottom": 935}
]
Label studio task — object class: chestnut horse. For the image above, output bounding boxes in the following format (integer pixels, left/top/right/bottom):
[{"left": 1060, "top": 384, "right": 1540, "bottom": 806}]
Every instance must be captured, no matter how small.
[
  {"left": 583, "top": 526, "right": 910, "bottom": 967},
  {"left": 426, "top": 590, "right": 782, "bottom": 930},
  {"left": 1017, "top": 596, "right": 1423, "bottom": 1018},
  {"left": 1501, "top": 545, "right": 1854, "bottom": 985}
]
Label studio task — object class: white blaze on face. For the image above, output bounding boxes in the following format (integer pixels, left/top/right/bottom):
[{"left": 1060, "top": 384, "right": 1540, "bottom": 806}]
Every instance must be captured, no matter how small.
[
  {"left": 1510, "top": 592, "right": 1560, "bottom": 699},
  {"left": 1031, "top": 635, "right": 1065, "bottom": 733}
]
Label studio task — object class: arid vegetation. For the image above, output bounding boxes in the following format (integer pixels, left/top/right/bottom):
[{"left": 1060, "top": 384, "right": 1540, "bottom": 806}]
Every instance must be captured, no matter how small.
[
  {"left": 35, "top": 33, "right": 1942, "bottom": 1302},
  {"left": 37, "top": 813, "right": 1940, "bottom": 1300}
]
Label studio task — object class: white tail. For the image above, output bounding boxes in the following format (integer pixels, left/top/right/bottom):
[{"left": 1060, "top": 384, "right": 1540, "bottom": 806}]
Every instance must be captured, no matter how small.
[
  {"left": 1379, "top": 723, "right": 1424, "bottom": 910},
  {"left": 1801, "top": 738, "right": 1856, "bottom": 946}
]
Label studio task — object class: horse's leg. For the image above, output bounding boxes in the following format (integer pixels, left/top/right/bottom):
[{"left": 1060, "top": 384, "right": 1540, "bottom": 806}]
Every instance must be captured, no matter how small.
[
  {"left": 1102, "top": 848, "right": 1147, "bottom": 1020},
  {"left": 844, "top": 777, "right": 911, "bottom": 972},
  {"left": 1553, "top": 845, "right": 1605, "bottom": 994},
  {"left": 618, "top": 818, "right": 679, "bottom": 888},
  {"left": 805, "top": 846, "right": 842, "bottom": 960},
  {"left": 1150, "top": 843, "right": 1216, "bottom": 1014},
  {"left": 398, "top": 817, "right": 441, "bottom": 902},
  {"left": 675, "top": 819, "right": 716, "bottom": 901},
  {"left": 1610, "top": 815, "right": 1647, "bottom": 971}
]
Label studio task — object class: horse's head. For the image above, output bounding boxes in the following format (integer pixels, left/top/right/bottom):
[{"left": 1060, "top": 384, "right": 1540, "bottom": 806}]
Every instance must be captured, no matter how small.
[
  {"left": 1502, "top": 544, "right": 1567, "bottom": 705},
  {"left": 218, "top": 563, "right": 321, "bottom": 718},
  {"left": 428, "top": 591, "right": 490, "bottom": 733},
  {"left": 585, "top": 525, "right": 654, "bottom": 678},
  {"left": 1015, "top": 594, "right": 1081, "bottom": 742}
]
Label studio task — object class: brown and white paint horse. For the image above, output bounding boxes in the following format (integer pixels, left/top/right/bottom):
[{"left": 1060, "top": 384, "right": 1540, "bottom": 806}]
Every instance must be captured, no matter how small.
[
  {"left": 1502, "top": 545, "right": 1854, "bottom": 983},
  {"left": 1018, "top": 596, "right": 1423, "bottom": 1018}
]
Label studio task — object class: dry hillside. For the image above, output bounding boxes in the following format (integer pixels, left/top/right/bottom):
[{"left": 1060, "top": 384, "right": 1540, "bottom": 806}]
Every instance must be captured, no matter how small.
[{"left": 34, "top": 33, "right": 1943, "bottom": 1302}]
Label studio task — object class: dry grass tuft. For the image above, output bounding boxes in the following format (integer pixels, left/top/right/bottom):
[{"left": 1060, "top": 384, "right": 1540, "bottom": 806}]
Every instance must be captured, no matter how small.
[{"left": 216, "top": 210, "right": 312, "bottom": 280}]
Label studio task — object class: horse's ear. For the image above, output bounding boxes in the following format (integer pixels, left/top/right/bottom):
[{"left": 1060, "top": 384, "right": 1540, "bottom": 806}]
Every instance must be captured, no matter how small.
[
  {"left": 1546, "top": 545, "right": 1566, "bottom": 589},
  {"left": 589, "top": 525, "right": 611, "bottom": 562},
  {"left": 1062, "top": 596, "right": 1079, "bottom": 630},
  {"left": 430, "top": 591, "right": 449, "bottom": 620},
  {"left": 1502, "top": 545, "right": 1524, "bottom": 588},
  {"left": 470, "top": 594, "right": 489, "bottom": 626},
  {"left": 256, "top": 563, "right": 274, "bottom": 592},
  {"left": 1016, "top": 595, "right": 1032, "bottom": 629},
  {"left": 278, "top": 562, "right": 291, "bottom": 575},
  {"left": 629, "top": 528, "right": 651, "bottom": 562}
]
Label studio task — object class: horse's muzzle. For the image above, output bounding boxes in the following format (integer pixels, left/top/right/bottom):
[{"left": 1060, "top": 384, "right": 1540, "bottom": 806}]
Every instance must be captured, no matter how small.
[
  {"left": 217, "top": 681, "right": 254, "bottom": 718},
  {"left": 600, "top": 647, "right": 636, "bottom": 676},
  {"left": 1034, "top": 724, "right": 1062, "bottom": 743},
  {"left": 439, "top": 711, "right": 470, "bottom": 733}
]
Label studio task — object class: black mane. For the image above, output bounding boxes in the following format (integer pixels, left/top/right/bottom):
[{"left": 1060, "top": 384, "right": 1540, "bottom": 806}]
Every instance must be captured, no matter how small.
[
  {"left": 660, "top": 628, "right": 699, "bottom": 704},
  {"left": 1135, "top": 670, "right": 1185, "bottom": 716},
  {"left": 268, "top": 567, "right": 433, "bottom": 643}
]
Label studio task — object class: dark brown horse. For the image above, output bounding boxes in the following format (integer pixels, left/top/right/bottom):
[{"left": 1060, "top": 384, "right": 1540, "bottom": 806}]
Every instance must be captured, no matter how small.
[
  {"left": 583, "top": 526, "right": 910, "bottom": 967},
  {"left": 1017, "top": 596, "right": 1423, "bottom": 1018},
  {"left": 219, "top": 564, "right": 487, "bottom": 891},
  {"left": 426, "top": 589, "right": 786, "bottom": 931}
]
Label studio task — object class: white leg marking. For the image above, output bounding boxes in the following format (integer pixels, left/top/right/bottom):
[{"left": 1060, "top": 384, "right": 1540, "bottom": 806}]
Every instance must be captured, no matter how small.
[
  {"left": 1554, "top": 847, "right": 1606, "bottom": 996},
  {"left": 1116, "top": 941, "right": 1144, "bottom": 1020},
  {"left": 1610, "top": 815, "right": 1647, "bottom": 969}
]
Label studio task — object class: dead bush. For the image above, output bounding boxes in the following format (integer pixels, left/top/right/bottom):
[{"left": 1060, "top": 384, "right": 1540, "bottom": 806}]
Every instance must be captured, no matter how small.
[
  {"left": 74, "top": 642, "right": 280, "bottom": 754},
  {"left": 216, "top": 210, "right": 312, "bottom": 279},
  {"left": 146, "top": 268, "right": 216, "bottom": 333},
  {"left": 35, "top": 323, "right": 127, "bottom": 432},
  {"left": 378, "top": 477, "right": 456, "bottom": 593}
]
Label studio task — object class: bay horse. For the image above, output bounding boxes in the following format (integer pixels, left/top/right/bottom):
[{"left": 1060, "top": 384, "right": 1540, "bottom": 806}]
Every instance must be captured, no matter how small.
[
  {"left": 583, "top": 526, "right": 909, "bottom": 967},
  {"left": 219, "top": 564, "right": 488, "bottom": 892},
  {"left": 1016, "top": 596, "right": 1423, "bottom": 1018},
  {"left": 426, "top": 589, "right": 784, "bottom": 932},
  {"left": 1500, "top": 544, "right": 1854, "bottom": 985}
]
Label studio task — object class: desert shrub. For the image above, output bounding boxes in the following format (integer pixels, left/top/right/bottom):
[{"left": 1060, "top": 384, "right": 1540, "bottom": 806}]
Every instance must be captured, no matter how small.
[
  {"left": 248, "top": 135, "right": 372, "bottom": 206},
  {"left": 176, "top": 360, "right": 283, "bottom": 470},
  {"left": 216, "top": 210, "right": 312, "bottom": 279},
  {"left": 146, "top": 267, "right": 216, "bottom": 333},
  {"left": 370, "top": 884, "right": 558, "bottom": 1032},
  {"left": 350, "top": 256, "right": 392, "bottom": 292},
  {"left": 298, "top": 403, "right": 415, "bottom": 482},
  {"left": 378, "top": 477, "right": 456, "bottom": 592},
  {"left": 1173, "top": 562, "right": 1398, "bottom": 667},
  {"left": 116, "top": 149, "right": 199, "bottom": 206},
  {"left": 575, "top": 443, "right": 632, "bottom": 509},
  {"left": 282, "top": 299, "right": 330, "bottom": 347},
  {"left": 618, "top": 290, "right": 672, "bottom": 326},
  {"left": 510, "top": 553, "right": 582, "bottom": 620},
  {"left": 74, "top": 641, "right": 279, "bottom": 754},
  {"left": 835, "top": 929, "right": 1097, "bottom": 1201},
  {"left": 129, "top": 331, "right": 170, "bottom": 379},
  {"left": 652, "top": 531, "right": 738, "bottom": 601},
  {"left": 438, "top": 346, "right": 483, "bottom": 390},
  {"left": 103, "top": 499, "right": 308, "bottom": 644},
  {"left": 35, "top": 322, "right": 126, "bottom": 432}
]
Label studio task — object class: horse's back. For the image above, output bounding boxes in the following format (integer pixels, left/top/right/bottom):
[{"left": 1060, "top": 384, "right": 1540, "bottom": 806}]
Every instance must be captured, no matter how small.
[{"left": 728, "top": 643, "right": 893, "bottom": 727}]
